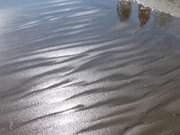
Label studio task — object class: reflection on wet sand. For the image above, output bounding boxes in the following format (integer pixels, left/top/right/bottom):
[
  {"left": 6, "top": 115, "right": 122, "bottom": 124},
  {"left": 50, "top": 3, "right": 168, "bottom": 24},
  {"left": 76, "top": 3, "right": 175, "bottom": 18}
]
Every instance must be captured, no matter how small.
[
  {"left": 117, "top": 0, "right": 171, "bottom": 27},
  {"left": 0, "top": 0, "right": 180, "bottom": 135},
  {"left": 117, "top": 0, "right": 151, "bottom": 26},
  {"left": 138, "top": 4, "right": 151, "bottom": 26},
  {"left": 117, "top": 0, "right": 132, "bottom": 21}
]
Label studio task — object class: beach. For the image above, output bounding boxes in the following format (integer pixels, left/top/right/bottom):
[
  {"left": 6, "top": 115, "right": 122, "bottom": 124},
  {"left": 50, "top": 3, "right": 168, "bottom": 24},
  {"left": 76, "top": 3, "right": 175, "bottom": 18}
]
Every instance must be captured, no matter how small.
[{"left": 0, "top": 0, "right": 180, "bottom": 135}]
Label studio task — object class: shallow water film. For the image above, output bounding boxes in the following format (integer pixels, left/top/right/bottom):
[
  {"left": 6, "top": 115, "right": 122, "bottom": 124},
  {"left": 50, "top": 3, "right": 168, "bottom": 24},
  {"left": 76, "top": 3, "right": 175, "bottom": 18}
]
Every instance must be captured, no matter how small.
[{"left": 0, "top": 0, "right": 180, "bottom": 135}]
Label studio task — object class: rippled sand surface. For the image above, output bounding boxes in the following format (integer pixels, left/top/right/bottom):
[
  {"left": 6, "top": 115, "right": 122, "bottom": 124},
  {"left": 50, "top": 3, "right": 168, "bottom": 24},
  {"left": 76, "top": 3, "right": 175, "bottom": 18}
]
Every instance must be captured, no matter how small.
[{"left": 0, "top": 0, "right": 180, "bottom": 135}]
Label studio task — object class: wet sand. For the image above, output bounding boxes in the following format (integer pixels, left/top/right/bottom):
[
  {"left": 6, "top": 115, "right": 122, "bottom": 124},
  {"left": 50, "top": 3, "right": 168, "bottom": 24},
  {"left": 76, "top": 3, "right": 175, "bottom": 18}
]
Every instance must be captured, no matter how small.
[
  {"left": 137, "top": 0, "right": 180, "bottom": 18},
  {"left": 0, "top": 0, "right": 180, "bottom": 135}
]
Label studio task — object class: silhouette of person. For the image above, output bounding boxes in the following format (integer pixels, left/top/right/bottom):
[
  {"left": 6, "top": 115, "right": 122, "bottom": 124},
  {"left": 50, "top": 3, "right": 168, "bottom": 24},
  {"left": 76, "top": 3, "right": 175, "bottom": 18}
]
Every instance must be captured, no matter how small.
[
  {"left": 138, "top": 5, "right": 151, "bottom": 26},
  {"left": 117, "top": 0, "right": 132, "bottom": 22}
]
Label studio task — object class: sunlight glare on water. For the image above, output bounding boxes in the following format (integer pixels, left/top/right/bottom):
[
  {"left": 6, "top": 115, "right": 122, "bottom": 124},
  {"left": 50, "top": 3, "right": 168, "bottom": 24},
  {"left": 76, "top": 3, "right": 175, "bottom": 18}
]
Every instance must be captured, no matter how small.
[{"left": 0, "top": 0, "right": 180, "bottom": 135}]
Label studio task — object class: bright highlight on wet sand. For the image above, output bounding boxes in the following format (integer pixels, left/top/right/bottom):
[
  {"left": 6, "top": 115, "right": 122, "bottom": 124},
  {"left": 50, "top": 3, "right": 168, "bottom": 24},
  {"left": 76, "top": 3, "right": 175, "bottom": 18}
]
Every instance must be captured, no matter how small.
[{"left": 0, "top": 0, "right": 180, "bottom": 135}]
